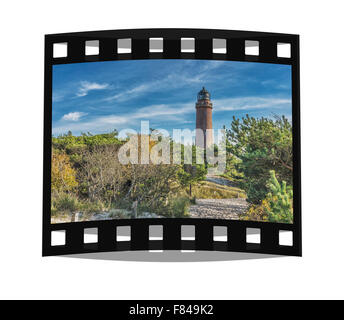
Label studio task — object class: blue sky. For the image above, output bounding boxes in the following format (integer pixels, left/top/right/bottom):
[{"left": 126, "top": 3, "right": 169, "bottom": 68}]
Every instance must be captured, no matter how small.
[{"left": 52, "top": 59, "right": 292, "bottom": 136}]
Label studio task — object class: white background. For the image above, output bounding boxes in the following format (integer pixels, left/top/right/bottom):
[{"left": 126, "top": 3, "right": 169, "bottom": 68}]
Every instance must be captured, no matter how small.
[{"left": 1, "top": 0, "right": 343, "bottom": 300}]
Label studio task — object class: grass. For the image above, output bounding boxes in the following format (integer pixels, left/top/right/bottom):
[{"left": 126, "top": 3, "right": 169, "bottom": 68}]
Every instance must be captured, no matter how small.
[{"left": 191, "top": 180, "right": 246, "bottom": 199}]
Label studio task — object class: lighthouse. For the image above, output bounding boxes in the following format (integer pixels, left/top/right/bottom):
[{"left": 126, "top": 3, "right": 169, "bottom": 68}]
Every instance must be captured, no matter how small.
[{"left": 195, "top": 87, "right": 214, "bottom": 148}]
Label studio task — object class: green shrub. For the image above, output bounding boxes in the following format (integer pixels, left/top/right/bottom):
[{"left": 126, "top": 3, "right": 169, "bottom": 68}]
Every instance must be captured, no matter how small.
[
  {"left": 112, "top": 198, "right": 133, "bottom": 211},
  {"left": 240, "top": 199, "right": 269, "bottom": 222},
  {"left": 51, "top": 204, "right": 58, "bottom": 216},
  {"left": 79, "top": 199, "right": 104, "bottom": 213},
  {"left": 226, "top": 115, "right": 293, "bottom": 204},
  {"left": 54, "top": 193, "right": 80, "bottom": 212},
  {"left": 241, "top": 176, "right": 269, "bottom": 204},
  {"left": 170, "top": 197, "right": 190, "bottom": 217},
  {"left": 240, "top": 171, "right": 293, "bottom": 223},
  {"left": 52, "top": 193, "right": 106, "bottom": 216},
  {"left": 130, "top": 196, "right": 191, "bottom": 218},
  {"left": 265, "top": 170, "right": 293, "bottom": 223}
]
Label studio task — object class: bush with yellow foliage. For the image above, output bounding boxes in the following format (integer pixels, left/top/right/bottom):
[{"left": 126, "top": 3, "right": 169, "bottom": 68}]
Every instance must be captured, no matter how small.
[{"left": 51, "top": 150, "right": 78, "bottom": 193}]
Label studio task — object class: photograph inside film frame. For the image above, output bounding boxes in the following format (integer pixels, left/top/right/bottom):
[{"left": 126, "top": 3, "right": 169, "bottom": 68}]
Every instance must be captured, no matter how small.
[{"left": 51, "top": 59, "right": 293, "bottom": 225}]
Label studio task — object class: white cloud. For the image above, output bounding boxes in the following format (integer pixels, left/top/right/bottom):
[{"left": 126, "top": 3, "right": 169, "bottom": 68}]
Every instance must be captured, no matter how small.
[
  {"left": 52, "top": 92, "right": 65, "bottom": 103},
  {"left": 199, "top": 60, "right": 226, "bottom": 72},
  {"left": 213, "top": 97, "right": 291, "bottom": 112},
  {"left": 105, "top": 84, "right": 151, "bottom": 102},
  {"left": 53, "top": 115, "right": 127, "bottom": 135},
  {"left": 53, "top": 102, "right": 194, "bottom": 135},
  {"left": 103, "top": 63, "right": 223, "bottom": 103},
  {"left": 261, "top": 79, "right": 291, "bottom": 90},
  {"left": 62, "top": 111, "right": 88, "bottom": 121},
  {"left": 76, "top": 81, "right": 109, "bottom": 97},
  {"left": 53, "top": 96, "right": 291, "bottom": 135},
  {"left": 133, "top": 103, "right": 194, "bottom": 119}
]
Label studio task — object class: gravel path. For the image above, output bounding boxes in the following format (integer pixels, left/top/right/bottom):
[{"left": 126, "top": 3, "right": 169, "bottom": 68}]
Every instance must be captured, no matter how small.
[
  {"left": 189, "top": 198, "right": 249, "bottom": 220},
  {"left": 189, "top": 175, "right": 248, "bottom": 219}
]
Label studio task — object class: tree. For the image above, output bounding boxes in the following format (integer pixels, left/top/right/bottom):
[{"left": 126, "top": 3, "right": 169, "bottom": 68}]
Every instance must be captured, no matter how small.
[
  {"left": 124, "top": 162, "right": 181, "bottom": 214},
  {"left": 226, "top": 115, "right": 292, "bottom": 203},
  {"left": 52, "top": 130, "right": 121, "bottom": 154},
  {"left": 51, "top": 130, "right": 208, "bottom": 219},
  {"left": 177, "top": 164, "right": 207, "bottom": 195},
  {"left": 265, "top": 170, "right": 293, "bottom": 223},
  {"left": 51, "top": 150, "right": 78, "bottom": 193},
  {"left": 78, "top": 144, "right": 125, "bottom": 205}
]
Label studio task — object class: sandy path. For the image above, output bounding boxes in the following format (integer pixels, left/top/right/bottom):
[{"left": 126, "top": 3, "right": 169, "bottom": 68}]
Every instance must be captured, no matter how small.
[{"left": 189, "top": 198, "right": 248, "bottom": 219}]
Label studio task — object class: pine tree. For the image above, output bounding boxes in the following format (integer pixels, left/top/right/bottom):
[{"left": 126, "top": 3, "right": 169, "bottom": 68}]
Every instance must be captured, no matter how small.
[{"left": 266, "top": 170, "right": 293, "bottom": 223}]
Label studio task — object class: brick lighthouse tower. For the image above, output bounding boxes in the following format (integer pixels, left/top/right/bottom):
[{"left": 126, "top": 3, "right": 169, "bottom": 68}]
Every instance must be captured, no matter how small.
[{"left": 195, "top": 87, "right": 214, "bottom": 148}]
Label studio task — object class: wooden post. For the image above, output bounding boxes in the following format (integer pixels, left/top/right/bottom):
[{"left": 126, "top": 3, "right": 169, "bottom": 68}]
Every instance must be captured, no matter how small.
[{"left": 131, "top": 200, "right": 138, "bottom": 218}]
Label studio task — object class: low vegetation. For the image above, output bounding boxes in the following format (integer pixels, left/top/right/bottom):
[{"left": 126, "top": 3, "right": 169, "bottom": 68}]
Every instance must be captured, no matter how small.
[
  {"left": 224, "top": 115, "right": 293, "bottom": 223},
  {"left": 191, "top": 181, "right": 246, "bottom": 200},
  {"left": 51, "top": 114, "right": 293, "bottom": 224},
  {"left": 51, "top": 131, "right": 208, "bottom": 221}
]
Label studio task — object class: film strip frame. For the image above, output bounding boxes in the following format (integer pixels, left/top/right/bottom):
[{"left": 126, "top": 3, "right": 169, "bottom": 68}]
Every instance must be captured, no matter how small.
[{"left": 43, "top": 28, "right": 301, "bottom": 257}]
